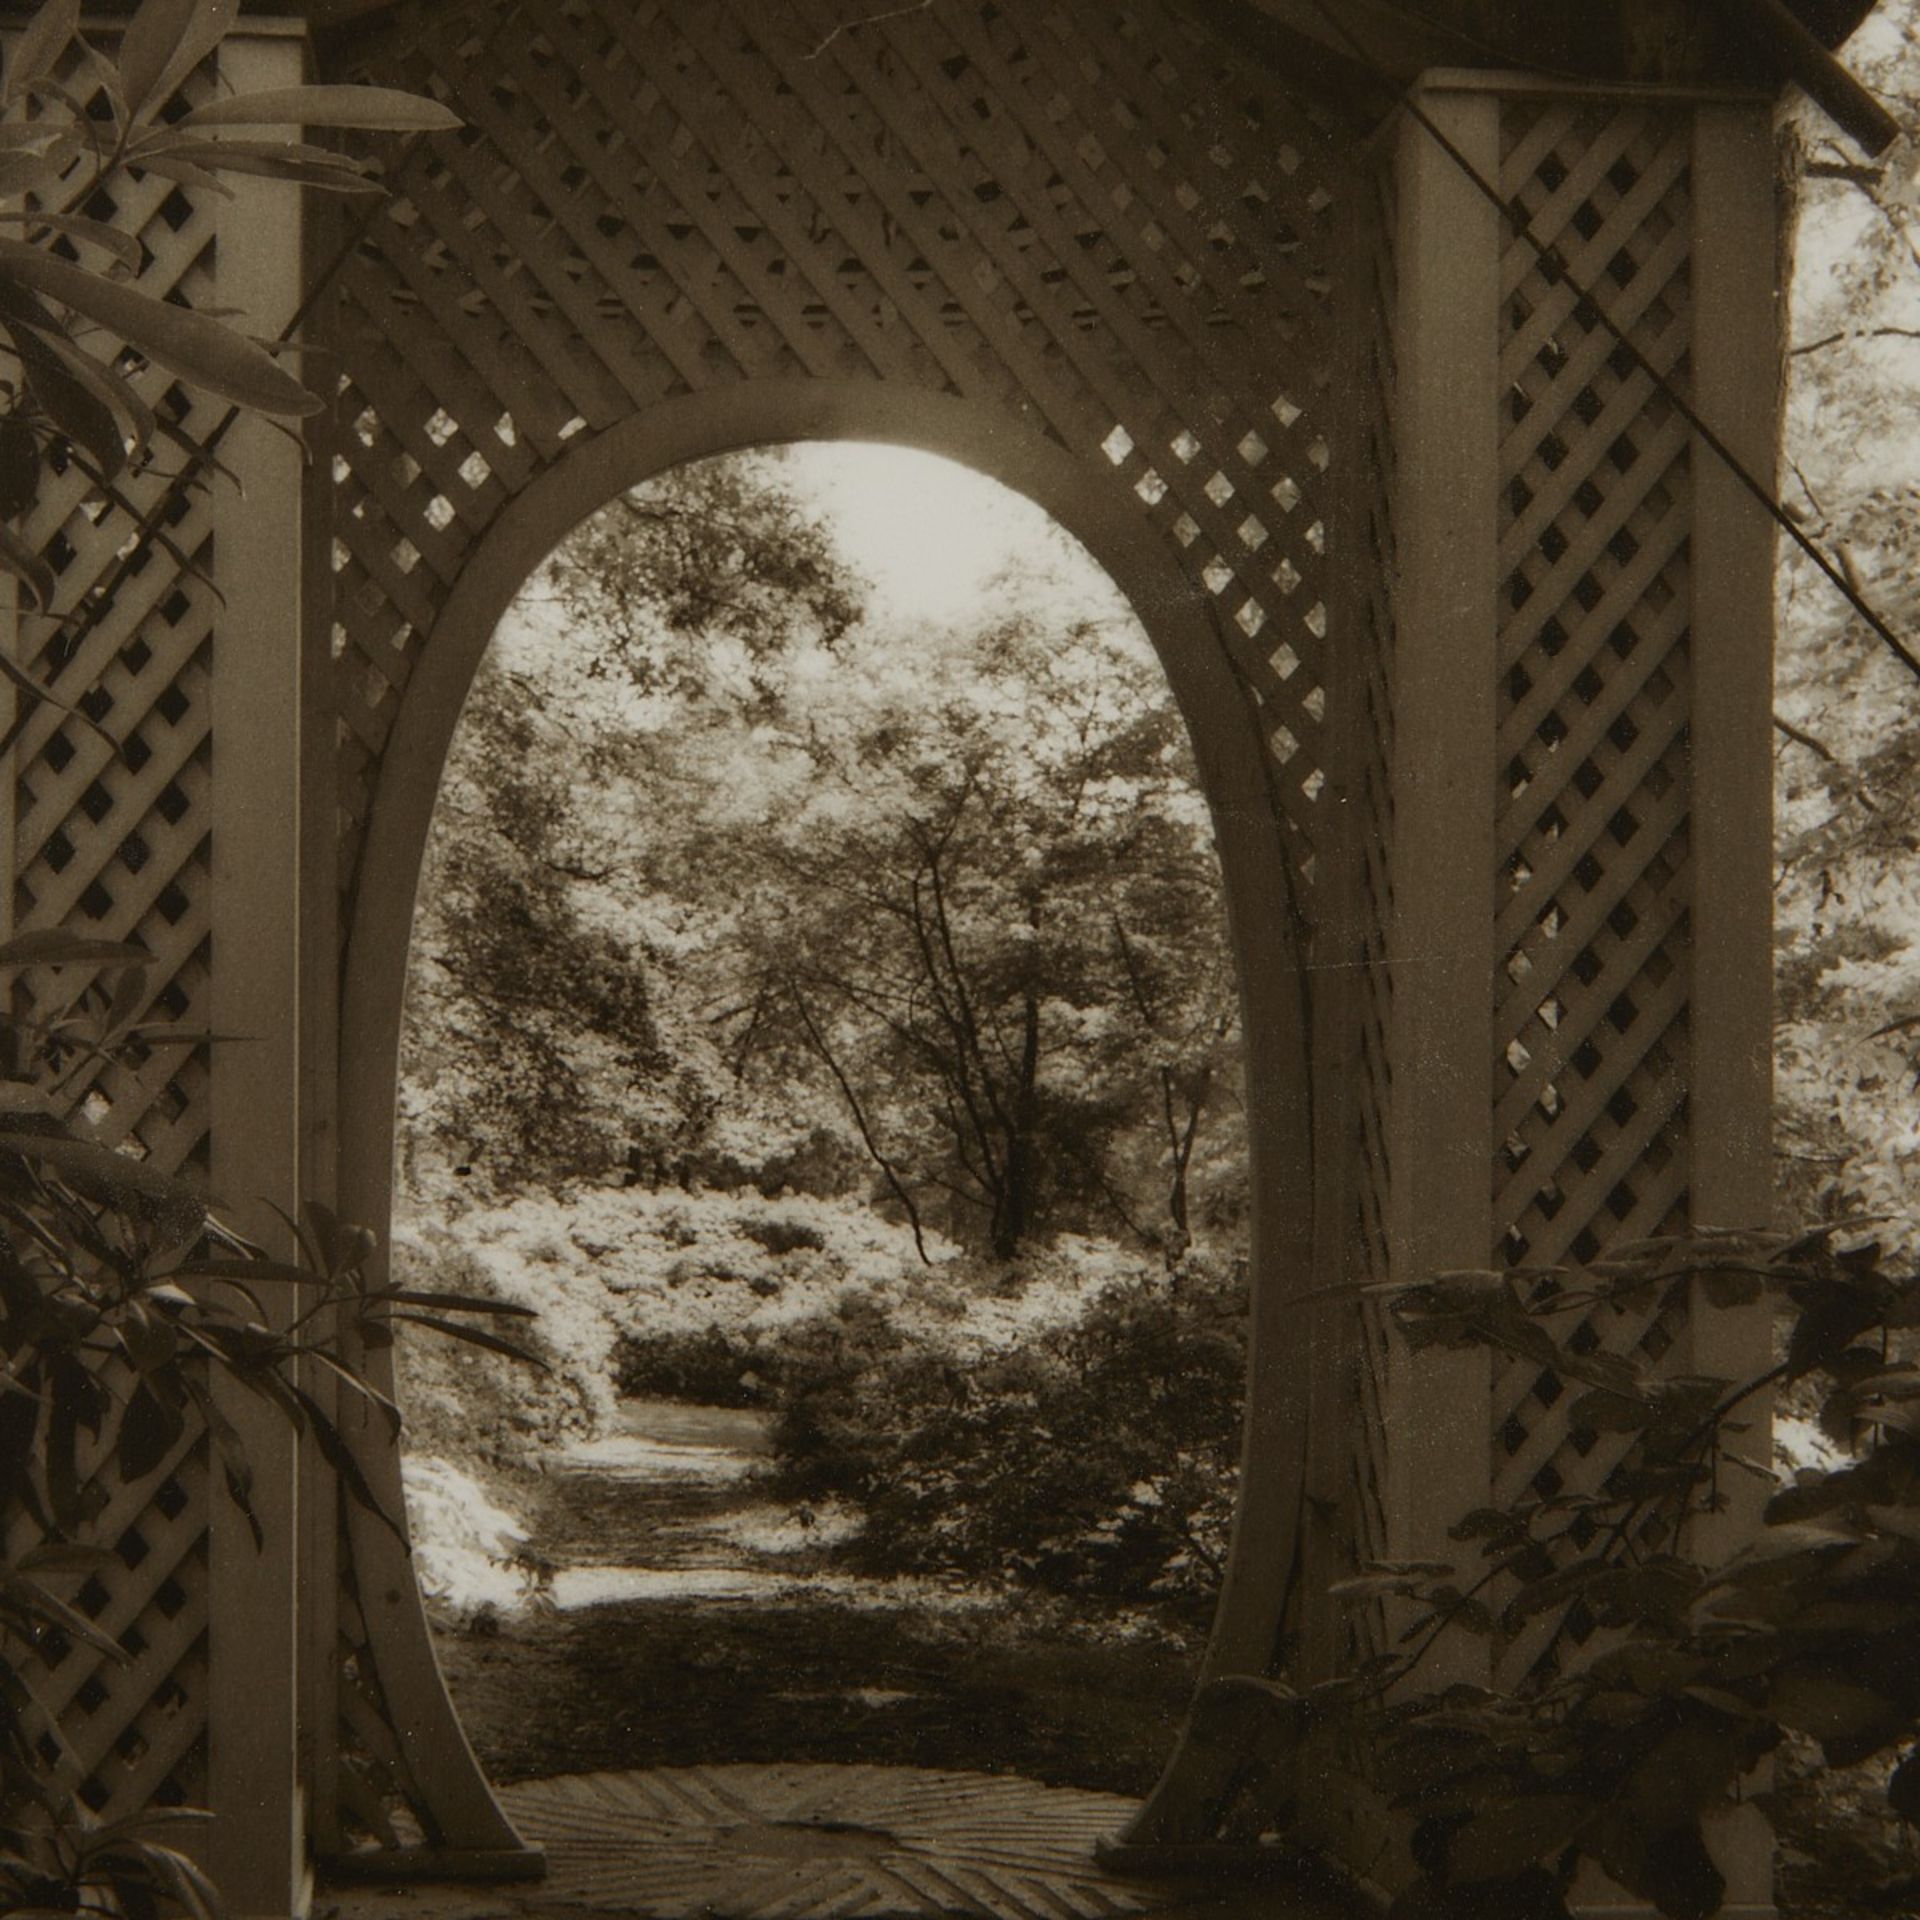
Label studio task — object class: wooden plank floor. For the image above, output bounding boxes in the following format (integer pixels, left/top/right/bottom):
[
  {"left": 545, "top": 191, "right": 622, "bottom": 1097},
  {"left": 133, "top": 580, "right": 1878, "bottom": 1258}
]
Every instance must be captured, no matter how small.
[{"left": 325, "top": 1765, "right": 1339, "bottom": 1920}]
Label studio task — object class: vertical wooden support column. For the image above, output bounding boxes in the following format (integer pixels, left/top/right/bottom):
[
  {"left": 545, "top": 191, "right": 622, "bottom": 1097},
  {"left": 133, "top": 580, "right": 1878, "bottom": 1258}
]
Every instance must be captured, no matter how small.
[
  {"left": 206, "top": 25, "right": 311, "bottom": 1918},
  {"left": 296, "top": 190, "right": 343, "bottom": 1861},
  {"left": 1687, "top": 103, "right": 1778, "bottom": 1516},
  {"left": 1381, "top": 83, "right": 1501, "bottom": 1679},
  {"left": 1685, "top": 103, "right": 1780, "bottom": 1920}
]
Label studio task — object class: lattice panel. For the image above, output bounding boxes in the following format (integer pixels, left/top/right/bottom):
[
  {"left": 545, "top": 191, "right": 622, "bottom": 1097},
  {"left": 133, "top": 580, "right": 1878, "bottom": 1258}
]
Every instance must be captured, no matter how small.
[
  {"left": 328, "top": 0, "right": 1354, "bottom": 909},
  {"left": 13, "top": 82, "right": 223, "bottom": 1178},
  {"left": 1488, "top": 100, "right": 1696, "bottom": 1674},
  {"left": 9, "top": 53, "right": 226, "bottom": 1828},
  {"left": 6, "top": 1432, "right": 212, "bottom": 1824}
]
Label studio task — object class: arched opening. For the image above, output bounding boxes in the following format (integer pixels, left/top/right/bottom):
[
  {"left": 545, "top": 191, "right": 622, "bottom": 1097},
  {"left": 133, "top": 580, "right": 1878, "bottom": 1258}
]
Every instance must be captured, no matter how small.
[
  {"left": 334, "top": 384, "right": 1317, "bottom": 1861},
  {"left": 390, "top": 438, "right": 1252, "bottom": 1793}
]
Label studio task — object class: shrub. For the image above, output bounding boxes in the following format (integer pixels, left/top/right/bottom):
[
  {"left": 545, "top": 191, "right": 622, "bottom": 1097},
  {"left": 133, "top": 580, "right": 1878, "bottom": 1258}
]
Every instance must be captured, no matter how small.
[
  {"left": 742, "top": 1214, "right": 829, "bottom": 1256},
  {"left": 765, "top": 1256, "right": 1245, "bottom": 1615},
  {"left": 611, "top": 1323, "right": 775, "bottom": 1407}
]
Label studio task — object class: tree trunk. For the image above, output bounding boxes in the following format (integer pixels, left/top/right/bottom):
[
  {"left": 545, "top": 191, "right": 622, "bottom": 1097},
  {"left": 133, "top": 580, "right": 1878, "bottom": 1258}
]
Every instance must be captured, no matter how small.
[{"left": 993, "top": 982, "right": 1043, "bottom": 1259}]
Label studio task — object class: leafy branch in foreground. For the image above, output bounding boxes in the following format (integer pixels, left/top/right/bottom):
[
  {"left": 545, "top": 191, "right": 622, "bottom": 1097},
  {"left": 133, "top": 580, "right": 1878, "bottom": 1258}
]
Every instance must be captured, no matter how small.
[
  {"left": 0, "top": 0, "right": 458, "bottom": 620},
  {"left": 1227, "top": 1227, "right": 1920, "bottom": 1920},
  {"left": 0, "top": 930, "right": 542, "bottom": 1916}
]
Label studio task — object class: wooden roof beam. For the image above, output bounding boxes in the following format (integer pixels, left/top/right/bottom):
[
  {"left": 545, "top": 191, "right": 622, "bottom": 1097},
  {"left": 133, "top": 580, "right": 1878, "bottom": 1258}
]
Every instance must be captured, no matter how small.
[{"left": 1709, "top": 0, "right": 1900, "bottom": 153}]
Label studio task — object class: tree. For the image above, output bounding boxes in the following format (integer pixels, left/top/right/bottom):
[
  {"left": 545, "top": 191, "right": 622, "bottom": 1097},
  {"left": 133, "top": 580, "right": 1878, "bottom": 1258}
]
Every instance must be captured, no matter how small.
[
  {"left": 410, "top": 447, "right": 1244, "bottom": 1262},
  {"left": 541, "top": 449, "right": 866, "bottom": 716},
  {"left": 402, "top": 449, "right": 874, "bottom": 1198},
  {"left": 712, "top": 605, "right": 1241, "bottom": 1260},
  {"left": 401, "top": 665, "right": 670, "bottom": 1188}
]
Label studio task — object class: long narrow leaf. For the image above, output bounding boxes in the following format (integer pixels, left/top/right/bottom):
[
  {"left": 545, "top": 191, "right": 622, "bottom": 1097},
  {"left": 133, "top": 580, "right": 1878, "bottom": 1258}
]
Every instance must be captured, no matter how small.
[
  {"left": 0, "top": 145, "right": 77, "bottom": 197},
  {"left": 0, "top": 930, "right": 149, "bottom": 969},
  {"left": 387, "top": 1312, "right": 548, "bottom": 1369},
  {"left": 119, "top": 0, "right": 233, "bottom": 122},
  {"left": 0, "top": 240, "right": 320, "bottom": 416},
  {"left": 177, "top": 1256, "right": 329, "bottom": 1290},
  {"left": 40, "top": 315, "right": 159, "bottom": 451},
  {"left": 303, "top": 1347, "right": 403, "bottom": 1438},
  {"left": 2, "top": 1575, "right": 127, "bottom": 1664},
  {"left": 141, "top": 143, "right": 381, "bottom": 193},
  {"left": 178, "top": 1369, "right": 261, "bottom": 1547},
  {"left": 183, "top": 83, "right": 460, "bottom": 131},
  {"left": 5, "top": 0, "right": 81, "bottom": 104},
  {"left": 0, "top": 1132, "right": 203, "bottom": 1208},
  {"left": 118, "top": 150, "right": 232, "bottom": 197},
  {"left": 370, "top": 1288, "right": 538, "bottom": 1318},
  {"left": 291, "top": 1382, "right": 406, "bottom": 1542},
  {"left": 10, "top": 321, "right": 132, "bottom": 478},
  {"left": 139, "top": 0, "right": 241, "bottom": 127},
  {"left": 0, "top": 520, "right": 54, "bottom": 609},
  {"left": 5, "top": 210, "right": 144, "bottom": 274}
]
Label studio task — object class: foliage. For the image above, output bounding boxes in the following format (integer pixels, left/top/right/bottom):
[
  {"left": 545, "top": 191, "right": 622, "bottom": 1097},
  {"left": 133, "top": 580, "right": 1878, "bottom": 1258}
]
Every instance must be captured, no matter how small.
[
  {"left": 1245, "top": 1228, "right": 1920, "bottom": 1920},
  {"left": 1773, "top": 0, "right": 1920, "bottom": 1252},
  {"left": 764, "top": 1252, "right": 1245, "bottom": 1617},
  {"left": 0, "top": 1, "right": 464, "bottom": 1912},
  {"left": 404, "top": 665, "right": 671, "bottom": 1188},
  {"left": 400, "top": 451, "right": 876, "bottom": 1198},
  {"left": 0, "top": 932, "right": 540, "bottom": 1913},
  {"left": 410, "top": 448, "right": 1244, "bottom": 1257},
  {"left": 714, "top": 609, "right": 1241, "bottom": 1260},
  {"left": 543, "top": 453, "right": 866, "bottom": 710}
]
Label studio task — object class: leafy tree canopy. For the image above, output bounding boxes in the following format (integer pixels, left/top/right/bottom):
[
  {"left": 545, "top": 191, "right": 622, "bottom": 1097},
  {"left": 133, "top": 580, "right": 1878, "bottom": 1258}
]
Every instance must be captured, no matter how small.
[{"left": 404, "top": 447, "right": 1244, "bottom": 1261}]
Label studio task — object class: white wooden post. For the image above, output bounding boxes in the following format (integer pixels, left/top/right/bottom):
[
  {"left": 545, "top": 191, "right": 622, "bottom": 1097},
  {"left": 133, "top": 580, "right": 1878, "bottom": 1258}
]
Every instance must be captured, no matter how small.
[
  {"left": 1382, "top": 82, "right": 1501, "bottom": 1684},
  {"left": 206, "top": 24, "right": 313, "bottom": 1919},
  {"left": 1684, "top": 102, "right": 1782, "bottom": 1920},
  {"left": 1381, "top": 72, "right": 1780, "bottom": 1920}
]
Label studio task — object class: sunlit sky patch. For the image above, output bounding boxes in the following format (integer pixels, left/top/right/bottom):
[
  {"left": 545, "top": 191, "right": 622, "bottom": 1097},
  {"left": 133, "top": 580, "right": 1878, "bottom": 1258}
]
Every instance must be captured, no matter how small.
[
  {"left": 493, "top": 440, "right": 1142, "bottom": 687},
  {"left": 781, "top": 440, "right": 1117, "bottom": 625}
]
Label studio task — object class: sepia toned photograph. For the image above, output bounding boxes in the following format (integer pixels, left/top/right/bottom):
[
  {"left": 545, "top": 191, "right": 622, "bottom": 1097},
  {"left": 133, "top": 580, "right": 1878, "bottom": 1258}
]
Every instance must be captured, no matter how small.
[{"left": 0, "top": 3, "right": 1914, "bottom": 1917}]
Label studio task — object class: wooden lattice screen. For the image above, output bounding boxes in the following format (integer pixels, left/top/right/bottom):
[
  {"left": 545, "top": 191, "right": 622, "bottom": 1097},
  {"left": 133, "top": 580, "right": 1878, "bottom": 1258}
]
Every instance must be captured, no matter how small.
[
  {"left": 317, "top": 19, "right": 1777, "bottom": 1906},
  {"left": 4, "top": 41, "right": 224, "bottom": 1825},
  {"left": 1490, "top": 96, "right": 1701, "bottom": 1690},
  {"left": 325, "top": 0, "right": 1348, "bottom": 897},
  {"left": 1, "top": 2, "right": 1782, "bottom": 1907},
  {"left": 2, "top": 24, "right": 316, "bottom": 1913}
]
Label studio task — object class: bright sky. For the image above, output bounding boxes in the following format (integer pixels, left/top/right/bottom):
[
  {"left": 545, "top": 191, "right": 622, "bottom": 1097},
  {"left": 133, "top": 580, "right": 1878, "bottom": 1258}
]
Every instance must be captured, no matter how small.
[
  {"left": 494, "top": 439, "right": 1138, "bottom": 688},
  {"left": 780, "top": 440, "right": 1128, "bottom": 627}
]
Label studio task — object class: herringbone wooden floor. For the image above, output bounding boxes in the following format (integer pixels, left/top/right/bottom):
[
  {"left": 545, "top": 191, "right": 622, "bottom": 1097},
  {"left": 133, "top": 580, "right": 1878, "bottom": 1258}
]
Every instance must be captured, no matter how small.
[
  {"left": 503, "top": 1765, "right": 1166, "bottom": 1917},
  {"left": 328, "top": 1765, "right": 1357, "bottom": 1919}
]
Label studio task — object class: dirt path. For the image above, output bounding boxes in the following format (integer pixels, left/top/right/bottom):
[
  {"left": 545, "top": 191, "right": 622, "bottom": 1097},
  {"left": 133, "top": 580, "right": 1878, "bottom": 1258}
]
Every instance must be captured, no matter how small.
[{"left": 431, "top": 1400, "right": 1203, "bottom": 1794}]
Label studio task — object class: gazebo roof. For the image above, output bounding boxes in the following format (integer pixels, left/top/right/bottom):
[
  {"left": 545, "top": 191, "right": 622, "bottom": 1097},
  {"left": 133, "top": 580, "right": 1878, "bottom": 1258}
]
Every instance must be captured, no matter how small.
[
  {"left": 276, "top": 0, "right": 1878, "bottom": 64},
  {"left": 245, "top": 0, "right": 1893, "bottom": 146},
  {"left": 1183, "top": 0, "right": 1893, "bottom": 148},
  {"left": 1224, "top": 0, "right": 1878, "bottom": 81}
]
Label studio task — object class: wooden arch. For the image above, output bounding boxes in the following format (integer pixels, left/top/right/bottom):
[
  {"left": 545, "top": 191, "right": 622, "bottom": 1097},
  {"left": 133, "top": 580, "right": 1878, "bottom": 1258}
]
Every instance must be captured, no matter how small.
[
  {"left": 331, "top": 379, "right": 1323, "bottom": 1864},
  {"left": 313, "top": 0, "right": 1378, "bottom": 1869}
]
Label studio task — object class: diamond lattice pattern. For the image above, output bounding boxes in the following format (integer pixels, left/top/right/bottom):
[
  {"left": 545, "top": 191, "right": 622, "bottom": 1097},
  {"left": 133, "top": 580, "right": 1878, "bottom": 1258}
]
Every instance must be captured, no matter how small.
[
  {"left": 8, "top": 57, "right": 226, "bottom": 1828},
  {"left": 329, "top": 0, "right": 1352, "bottom": 910},
  {"left": 1489, "top": 100, "right": 1696, "bottom": 1677}
]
